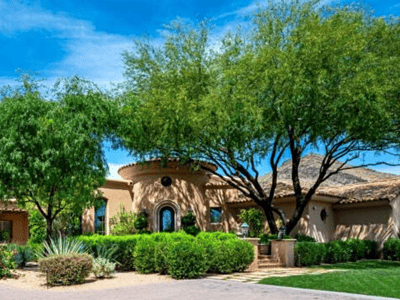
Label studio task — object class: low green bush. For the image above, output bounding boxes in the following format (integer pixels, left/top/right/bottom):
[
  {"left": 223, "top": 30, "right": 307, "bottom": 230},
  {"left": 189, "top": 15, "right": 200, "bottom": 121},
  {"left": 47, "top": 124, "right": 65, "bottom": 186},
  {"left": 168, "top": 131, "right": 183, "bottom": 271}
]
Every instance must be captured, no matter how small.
[
  {"left": 168, "top": 239, "right": 205, "bottom": 279},
  {"left": 77, "top": 231, "right": 255, "bottom": 279},
  {"left": 294, "top": 234, "right": 316, "bottom": 242},
  {"left": 383, "top": 238, "right": 400, "bottom": 261},
  {"left": 133, "top": 235, "right": 157, "bottom": 273},
  {"left": 295, "top": 241, "right": 326, "bottom": 266},
  {"left": 183, "top": 225, "right": 201, "bottom": 236},
  {"left": 39, "top": 253, "right": 93, "bottom": 285},
  {"left": 259, "top": 233, "right": 291, "bottom": 244},
  {"left": 296, "top": 239, "right": 380, "bottom": 266},
  {"left": 78, "top": 235, "right": 140, "bottom": 270},
  {"left": 324, "top": 240, "right": 351, "bottom": 263},
  {"left": 196, "top": 231, "right": 237, "bottom": 241},
  {"left": 6, "top": 244, "right": 33, "bottom": 268},
  {"left": 0, "top": 244, "right": 16, "bottom": 278}
]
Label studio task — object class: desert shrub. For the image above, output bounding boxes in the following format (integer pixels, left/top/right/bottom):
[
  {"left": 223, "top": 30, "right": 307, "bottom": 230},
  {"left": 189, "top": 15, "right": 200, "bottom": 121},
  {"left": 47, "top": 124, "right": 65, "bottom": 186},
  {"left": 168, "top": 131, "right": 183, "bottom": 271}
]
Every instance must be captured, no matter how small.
[
  {"left": 6, "top": 244, "right": 33, "bottom": 268},
  {"left": 383, "top": 238, "right": 400, "bottom": 261},
  {"left": 196, "top": 231, "right": 237, "bottom": 241},
  {"left": 196, "top": 237, "right": 217, "bottom": 272},
  {"left": 168, "top": 239, "right": 205, "bottom": 279},
  {"left": 295, "top": 242, "right": 326, "bottom": 266},
  {"left": 181, "top": 211, "right": 196, "bottom": 227},
  {"left": 39, "top": 253, "right": 93, "bottom": 285},
  {"left": 238, "top": 208, "right": 264, "bottom": 237},
  {"left": 228, "top": 239, "right": 254, "bottom": 272},
  {"left": 346, "top": 239, "right": 367, "bottom": 262},
  {"left": 154, "top": 238, "right": 169, "bottom": 274},
  {"left": 183, "top": 225, "right": 201, "bottom": 236},
  {"left": 134, "top": 212, "right": 148, "bottom": 231},
  {"left": 0, "top": 244, "right": 16, "bottom": 278},
  {"left": 109, "top": 205, "right": 138, "bottom": 235},
  {"left": 78, "top": 235, "right": 140, "bottom": 270},
  {"left": 294, "top": 234, "right": 316, "bottom": 242},
  {"left": 324, "top": 240, "right": 351, "bottom": 263},
  {"left": 133, "top": 235, "right": 157, "bottom": 273},
  {"left": 92, "top": 257, "right": 116, "bottom": 278}
]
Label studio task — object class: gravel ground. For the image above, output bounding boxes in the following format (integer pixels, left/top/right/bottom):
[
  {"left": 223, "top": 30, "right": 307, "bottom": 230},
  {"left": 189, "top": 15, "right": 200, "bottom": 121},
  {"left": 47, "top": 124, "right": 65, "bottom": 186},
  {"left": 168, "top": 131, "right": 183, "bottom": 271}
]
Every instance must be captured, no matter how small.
[{"left": 0, "top": 266, "right": 173, "bottom": 292}]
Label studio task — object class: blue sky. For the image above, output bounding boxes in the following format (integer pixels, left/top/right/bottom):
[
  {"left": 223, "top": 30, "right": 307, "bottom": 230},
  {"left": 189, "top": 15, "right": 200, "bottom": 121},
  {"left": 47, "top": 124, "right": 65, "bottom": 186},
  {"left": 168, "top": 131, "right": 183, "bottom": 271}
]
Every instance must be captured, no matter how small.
[{"left": 1, "top": 0, "right": 400, "bottom": 179}]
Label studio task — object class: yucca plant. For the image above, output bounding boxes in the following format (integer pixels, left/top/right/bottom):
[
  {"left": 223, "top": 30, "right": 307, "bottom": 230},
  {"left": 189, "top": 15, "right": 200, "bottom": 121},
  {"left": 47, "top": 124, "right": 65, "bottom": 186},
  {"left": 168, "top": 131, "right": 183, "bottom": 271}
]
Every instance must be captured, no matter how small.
[{"left": 35, "top": 237, "right": 87, "bottom": 259}]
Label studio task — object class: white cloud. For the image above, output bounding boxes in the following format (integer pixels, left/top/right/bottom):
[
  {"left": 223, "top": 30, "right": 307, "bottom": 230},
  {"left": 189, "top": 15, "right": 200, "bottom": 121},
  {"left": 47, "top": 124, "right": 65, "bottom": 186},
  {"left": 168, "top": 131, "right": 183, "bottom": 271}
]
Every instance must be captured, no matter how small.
[
  {"left": 107, "top": 163, "right": 124, "bottom": 180},
  {"left": 0, "top": 0, "right": 132, "bottom": 87}
]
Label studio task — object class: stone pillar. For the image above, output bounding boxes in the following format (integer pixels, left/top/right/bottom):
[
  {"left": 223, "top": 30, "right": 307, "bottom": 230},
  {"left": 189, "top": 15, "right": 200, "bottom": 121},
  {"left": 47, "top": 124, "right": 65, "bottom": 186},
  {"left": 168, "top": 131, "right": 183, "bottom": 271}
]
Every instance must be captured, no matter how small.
[
  {"left": 243, "top": 238, "right": 259, "bottom": 271},
  {"left": 271, "top": 239, "right": 296, "bottom": 267}
]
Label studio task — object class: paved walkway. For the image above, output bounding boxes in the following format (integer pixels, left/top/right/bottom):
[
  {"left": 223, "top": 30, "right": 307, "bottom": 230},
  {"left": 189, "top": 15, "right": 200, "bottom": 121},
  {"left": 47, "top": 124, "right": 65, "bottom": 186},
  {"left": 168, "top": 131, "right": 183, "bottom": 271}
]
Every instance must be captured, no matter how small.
[
  {"left": 1, "top": 279, "right": 397, "bottom": 300},
  {"left": 204, "top": 267, "right": 340, "bottom": 284}
]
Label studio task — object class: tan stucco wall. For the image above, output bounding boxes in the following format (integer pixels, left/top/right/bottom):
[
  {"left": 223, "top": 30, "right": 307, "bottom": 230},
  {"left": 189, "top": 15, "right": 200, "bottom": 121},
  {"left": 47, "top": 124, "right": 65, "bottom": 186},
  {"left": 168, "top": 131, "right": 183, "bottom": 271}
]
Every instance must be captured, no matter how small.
[
  {"left": 128, "top": 166, "right": 211, "bottom": 231},
  {"left": 84, "top": 161, "right": 236, "bottom": 234},
  {"left": 333, "top": 202, "right": 393, "bottom": 247},
  {"left": 308, "top": 201, "right": 335, "bottom": 242},
  {"left": 82, "top": 180, "right": 134, "bottom": 234},
  {"left": 0, "top": 211, "right": 29, "bottom": 244}
]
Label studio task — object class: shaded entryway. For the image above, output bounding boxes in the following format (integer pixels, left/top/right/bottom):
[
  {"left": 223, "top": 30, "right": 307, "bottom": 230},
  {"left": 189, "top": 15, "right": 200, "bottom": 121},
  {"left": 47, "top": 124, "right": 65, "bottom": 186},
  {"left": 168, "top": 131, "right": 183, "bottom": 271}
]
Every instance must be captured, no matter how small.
[
  {"left": 153, "top": 200, "right": 181, "bottom": 232},
  {"left": 160, "top": 206, "right": 175, "bottom": 232}
]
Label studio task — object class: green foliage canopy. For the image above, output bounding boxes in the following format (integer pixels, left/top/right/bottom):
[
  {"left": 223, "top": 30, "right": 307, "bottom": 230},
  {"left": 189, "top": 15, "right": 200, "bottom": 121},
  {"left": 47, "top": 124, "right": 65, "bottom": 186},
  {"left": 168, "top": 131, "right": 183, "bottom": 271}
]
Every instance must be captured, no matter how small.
[
  {"left": 0, "top": 77, "right": 119, "bottom": 241},
  {"left": 120, "top": 0, "right": 400, "bottom": 234}
]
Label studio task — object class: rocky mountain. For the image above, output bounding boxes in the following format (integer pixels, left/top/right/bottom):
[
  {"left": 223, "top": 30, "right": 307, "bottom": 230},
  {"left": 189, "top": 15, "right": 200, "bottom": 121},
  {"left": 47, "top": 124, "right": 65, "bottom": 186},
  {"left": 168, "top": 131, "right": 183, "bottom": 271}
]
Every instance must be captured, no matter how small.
[{"left": 260, "top": 153, "right": 398, "bottom": 188}]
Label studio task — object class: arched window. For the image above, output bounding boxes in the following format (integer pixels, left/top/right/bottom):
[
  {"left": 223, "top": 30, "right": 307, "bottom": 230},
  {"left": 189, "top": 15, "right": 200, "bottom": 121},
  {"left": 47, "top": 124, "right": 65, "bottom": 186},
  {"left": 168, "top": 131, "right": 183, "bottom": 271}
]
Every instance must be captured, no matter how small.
[
  {"left": 95, "top": 200, "right": 107, "bottom": 235},
  {"left": 160, "top": 206, "right": 175, "bottom": 232}
]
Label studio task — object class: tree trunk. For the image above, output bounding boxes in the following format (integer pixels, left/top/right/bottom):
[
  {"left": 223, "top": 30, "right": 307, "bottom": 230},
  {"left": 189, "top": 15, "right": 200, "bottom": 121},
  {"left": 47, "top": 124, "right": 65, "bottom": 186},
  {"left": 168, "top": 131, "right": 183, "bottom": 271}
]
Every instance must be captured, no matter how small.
[
  {"left": 261, "top": 204, "right": 278, "bottom": 234},
  {"left": 45, "top": 218, "right": 53, "bottom": 244}
]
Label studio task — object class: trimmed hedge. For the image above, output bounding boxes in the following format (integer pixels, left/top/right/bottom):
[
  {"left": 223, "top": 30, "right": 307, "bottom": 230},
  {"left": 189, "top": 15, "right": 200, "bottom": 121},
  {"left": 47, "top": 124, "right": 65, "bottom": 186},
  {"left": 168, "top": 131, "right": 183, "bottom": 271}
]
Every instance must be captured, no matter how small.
[
  {"left": 383, "top": 238, "right": 400, "bottom": 261},
  {"left": 295, "top": 239, "right": 379, "bottom": 267},
  {"left": 78, "top": 235, "right": 140, "bottom": 270},
  {"left": 77, "top": 231, "right": 254, "bottom": 279},
  {"left": 39, "top": 253, "right": 93, "bottom": 285}
]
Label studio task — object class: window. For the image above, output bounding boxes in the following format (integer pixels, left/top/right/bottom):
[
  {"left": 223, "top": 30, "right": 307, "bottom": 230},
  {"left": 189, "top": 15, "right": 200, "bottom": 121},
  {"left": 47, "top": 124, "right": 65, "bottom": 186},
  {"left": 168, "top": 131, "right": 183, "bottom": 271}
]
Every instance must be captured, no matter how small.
[
  {"left": 210, "top": 208, "right": 222, "bottom": 223},
  {"left": 0, "top": 220, "right": 12, "bottom": 241},
  {"left": 95, "top": 201, "right": 106, "bottom": 235}
]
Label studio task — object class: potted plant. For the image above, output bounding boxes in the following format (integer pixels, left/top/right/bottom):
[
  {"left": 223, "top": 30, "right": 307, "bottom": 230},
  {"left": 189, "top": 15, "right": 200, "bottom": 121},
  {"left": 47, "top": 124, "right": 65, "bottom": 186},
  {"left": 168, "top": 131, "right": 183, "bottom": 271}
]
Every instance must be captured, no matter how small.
[{"left": 258, "top": 234, "right": 271, "bottom": 255}]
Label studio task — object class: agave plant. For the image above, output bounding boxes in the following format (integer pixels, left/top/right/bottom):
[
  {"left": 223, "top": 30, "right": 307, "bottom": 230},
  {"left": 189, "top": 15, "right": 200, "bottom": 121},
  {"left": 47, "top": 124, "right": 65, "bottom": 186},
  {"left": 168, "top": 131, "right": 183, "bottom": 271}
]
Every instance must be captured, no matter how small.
[
  {"left": 35, "top": 237, "right": 88, "bottom": 259},
  {"left": 94, "top": 244, "right": 119, "bottom": 261}
]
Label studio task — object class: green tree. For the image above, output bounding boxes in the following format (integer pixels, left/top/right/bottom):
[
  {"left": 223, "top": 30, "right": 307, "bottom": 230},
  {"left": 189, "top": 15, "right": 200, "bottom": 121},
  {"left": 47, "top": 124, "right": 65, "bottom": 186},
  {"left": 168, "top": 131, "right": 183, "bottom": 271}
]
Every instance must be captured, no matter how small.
[
  {"left": 0, "top": 77, "right": 119, "bottom": 242},
  {"left": 120, "top": 1, "right": 400, "bottom": 234}
]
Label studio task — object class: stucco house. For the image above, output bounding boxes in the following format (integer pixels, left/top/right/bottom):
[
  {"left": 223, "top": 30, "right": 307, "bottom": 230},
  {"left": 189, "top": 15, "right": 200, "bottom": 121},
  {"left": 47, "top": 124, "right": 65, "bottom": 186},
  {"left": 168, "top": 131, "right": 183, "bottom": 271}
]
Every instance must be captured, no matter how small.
[
  {"left": 0, "top": 199, "right": 29, "bottom": 244},
  {"left": 82, "top": 154, "right": 400, "bottom": 247},
  {"left": 2, "top": 154, "right": 399, "bottom": 246}
]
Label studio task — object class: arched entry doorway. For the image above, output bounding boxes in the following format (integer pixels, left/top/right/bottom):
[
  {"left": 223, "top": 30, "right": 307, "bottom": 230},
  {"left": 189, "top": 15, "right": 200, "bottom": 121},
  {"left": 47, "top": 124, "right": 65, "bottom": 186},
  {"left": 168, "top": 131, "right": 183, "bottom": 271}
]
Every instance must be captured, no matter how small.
[
  {"left": 159, "top": 206, "right": 175, "bottom": 232},
  {"left": 153, "top": 200, "right": 181, "bottom": 232}
]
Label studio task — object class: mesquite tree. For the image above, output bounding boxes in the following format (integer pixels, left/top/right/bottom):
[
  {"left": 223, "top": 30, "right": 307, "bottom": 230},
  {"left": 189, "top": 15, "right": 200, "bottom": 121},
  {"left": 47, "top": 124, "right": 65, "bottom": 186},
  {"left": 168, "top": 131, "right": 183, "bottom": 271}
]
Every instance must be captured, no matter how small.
[
  {"left": 120, "top": 0, "right": 400, "bottom": 234},
  {"left": 0, "top": 77, "right": 119, "bottom": 241}
]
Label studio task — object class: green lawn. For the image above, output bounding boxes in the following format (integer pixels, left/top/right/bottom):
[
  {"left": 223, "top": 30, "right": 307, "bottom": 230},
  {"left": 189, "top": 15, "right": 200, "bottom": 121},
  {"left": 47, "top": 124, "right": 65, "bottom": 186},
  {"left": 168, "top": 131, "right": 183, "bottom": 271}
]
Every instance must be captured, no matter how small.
[{"left": 258, "top": 260, "right": 400, "bottom": 299}]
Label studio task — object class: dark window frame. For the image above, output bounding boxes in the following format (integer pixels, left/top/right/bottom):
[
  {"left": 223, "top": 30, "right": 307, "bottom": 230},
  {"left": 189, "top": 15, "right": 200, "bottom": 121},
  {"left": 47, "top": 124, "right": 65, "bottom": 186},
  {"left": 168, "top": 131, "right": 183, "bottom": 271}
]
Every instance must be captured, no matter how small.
[{"left": 210, "top": 208, "right": 222, "bottom": 224}]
